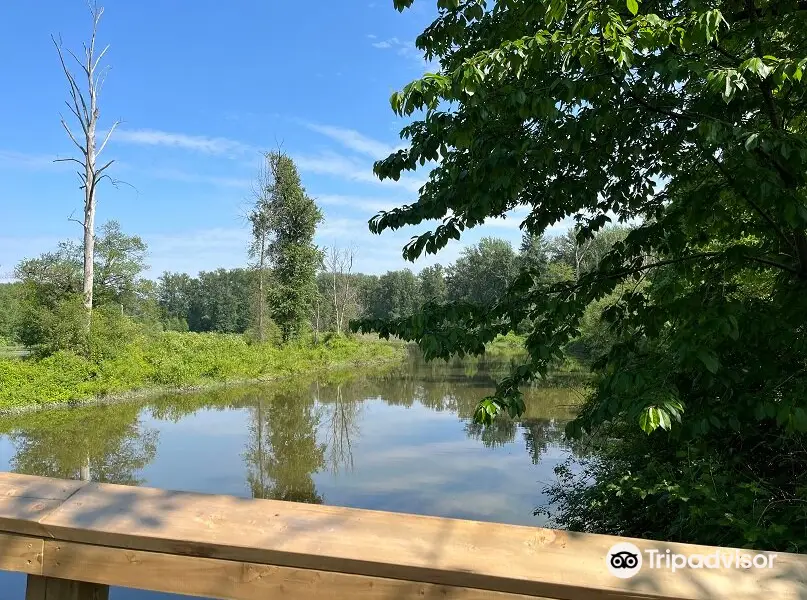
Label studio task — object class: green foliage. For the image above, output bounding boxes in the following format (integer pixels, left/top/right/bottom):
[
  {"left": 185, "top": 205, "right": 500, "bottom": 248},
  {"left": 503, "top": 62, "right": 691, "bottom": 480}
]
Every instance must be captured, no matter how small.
[
  {"left": 157, "top": 269, "right": 254, "bottom": 334},
  {"left": 355, "top": 0, "right": 807, "bottom": 550},
  {"left": 14, "top": 292, "right": 139, "bottom": 361},
  {"left": 365, "top": 269, "right": 422, "bottom": 320},
  {"left": 92, "top": 221, "right": 149, "bottom": 308},
  {"left": 0, "top": 327, "right": 404, "bottom": 410},
  {"left": 447, "top": 237, "right": 517, "bottom": 305},
  {"left": 263, "top": 153, "right": 324, "bottom": 342},
  {"left": 15, "top": 221, "right": 149, "bottom": 314},
  {"left": 418, "top": 264, "right": 448, "bottom": 302},
  {"left": 0, "top": 283, "right": 23, "bottom": 341}
]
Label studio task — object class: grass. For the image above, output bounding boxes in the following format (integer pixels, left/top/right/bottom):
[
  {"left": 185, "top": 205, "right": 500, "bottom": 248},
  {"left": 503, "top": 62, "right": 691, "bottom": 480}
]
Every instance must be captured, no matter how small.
[{"left": 0, "top": 331, "right": 406, "bottom": 412}]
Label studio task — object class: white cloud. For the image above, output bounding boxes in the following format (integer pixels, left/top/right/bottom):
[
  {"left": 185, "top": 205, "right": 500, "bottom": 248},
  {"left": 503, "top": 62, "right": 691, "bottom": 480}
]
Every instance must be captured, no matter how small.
[
  {"left": 304, "top": 123, "right": 396, "bottom": 159},
  {"left": 293, "top": 151, "right": 426, "bottom": 193},
  {"left": 370, "top": 37, "right": 438, "bottom": 72},
  {"left": 366, "top": 34, "right": 377, "bottom": 39},
  {"left": 112, "top": 128, "right": 256, "bottom": 157}
]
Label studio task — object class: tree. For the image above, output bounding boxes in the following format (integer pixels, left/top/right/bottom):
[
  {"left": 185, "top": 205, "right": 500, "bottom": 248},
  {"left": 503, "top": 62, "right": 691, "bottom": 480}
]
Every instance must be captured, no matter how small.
[
  {"left": 195, "top": 269, "right": 253, "bottom": 333},
  {"left": 15, "top": 242, "right": 83, "bottom": 310},
  {"left": 263, "top": 153, "right": 323, "bottom": 342},
  {"left": 354, "top": 1, "right": 807, "bottom": 549},
  {"left": 549, "top": 226, "right": 631, "bottom": 281},
  {"left": 418, "top": 264, "right": 447, "bottom": 303},
  {"left": 248, "top": 161, "right": 273, "bottom": 342},
  {"left": 16, "top": 222, "right": 147, "bottom": 313},
  {"left": 92, "top": 221, "right": 148, "bottom": 308},
  {"left": 157, "top": 272, "right": 194, "bottom": 328},
  {"left": 53, "top": 2, "right": 119, "bottom": 326},
  {"left": 518, "top": 232, "right": 550, "bottom": 276},
  {"left": 366, "top": 269, "right": 421, "bottom": 320},
  {"left": 324, "top": 244, "right": 358, "bottom": 335},
  {"left": 0, "top": 283, "right": 23, "bottom": 342},
  {"left": 14, "top": 222, "right": 149, "bottom": 350},
  {"left": 446, "top": 238, "right": 517, "bottom": 306}
]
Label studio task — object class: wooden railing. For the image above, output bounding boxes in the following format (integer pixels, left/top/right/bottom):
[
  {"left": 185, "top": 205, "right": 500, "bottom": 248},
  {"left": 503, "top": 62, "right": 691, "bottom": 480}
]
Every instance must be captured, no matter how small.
[{"left": 0, "top": 472, "right": 805, "bottom": 599}]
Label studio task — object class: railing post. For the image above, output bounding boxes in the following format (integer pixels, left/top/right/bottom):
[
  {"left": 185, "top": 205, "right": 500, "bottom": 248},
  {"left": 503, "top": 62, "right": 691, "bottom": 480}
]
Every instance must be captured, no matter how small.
[{"left": 26, "top": 575, "right": 109, "bottom": 600}]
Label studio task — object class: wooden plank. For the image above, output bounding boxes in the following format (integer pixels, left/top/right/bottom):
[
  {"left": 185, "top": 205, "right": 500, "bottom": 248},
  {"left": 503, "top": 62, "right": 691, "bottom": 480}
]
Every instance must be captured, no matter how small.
[
  {"left": 0, "top": 473, "right": 86, "bottom": 501},
  {"left": 25, "top": 575, "right": 109, "bottom": 600},
  {"left": 42, "top": 539, "right": 547, "bottom": 600},
  {"left": 0, "top": 473, "right": 87, "bottom": 537},
  {"left": 0, "top": 498, "right": 69, "bottom": 537},
  {"left": 35, "top": 480, "right": 807, "bottom": 600},
  {"left": 0, "top": 532, "right": 43, "bottom": 575}
]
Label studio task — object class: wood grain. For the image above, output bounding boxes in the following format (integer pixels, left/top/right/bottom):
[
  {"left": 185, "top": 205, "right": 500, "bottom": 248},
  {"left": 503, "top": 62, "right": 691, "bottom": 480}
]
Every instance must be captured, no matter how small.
[
  {"left": 0, "top": 473, "right": 805, "bottom": 599},
  {"left": 0, "top": 498, "right": 68, "bottom": 537},
  {"left": 42, "top": 540, "right": 547, "bottom": 600},
  {"left": 0, "top": 532, "right": 43, "bottom": 575},
  {"left": 0, "top": 473, "right": 86, "bottom": 501}
]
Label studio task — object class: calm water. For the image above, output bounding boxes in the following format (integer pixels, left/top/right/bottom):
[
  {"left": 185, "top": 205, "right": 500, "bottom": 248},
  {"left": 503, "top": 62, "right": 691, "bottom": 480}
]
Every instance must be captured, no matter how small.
[{"left": 0, "top": 352, "right": 583, "bottom": 599}]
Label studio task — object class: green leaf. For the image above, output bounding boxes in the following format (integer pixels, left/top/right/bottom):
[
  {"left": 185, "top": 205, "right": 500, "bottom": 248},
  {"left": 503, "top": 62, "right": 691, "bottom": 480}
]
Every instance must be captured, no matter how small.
[
  {"left": 626, "top": 0, "right": 639, "bottom": 16},
  {"left": 697, "top": 349, "right": 719, "bottom": 374},
  {"left": 741, "top": 57, "right": 771, "bottom": 80}
]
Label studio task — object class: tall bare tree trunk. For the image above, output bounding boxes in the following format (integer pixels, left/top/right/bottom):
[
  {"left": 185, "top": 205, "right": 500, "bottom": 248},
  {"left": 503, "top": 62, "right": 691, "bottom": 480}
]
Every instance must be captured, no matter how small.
[
  {"left": 83, "top": 143, "right": 95, "bottom": 316},
  {"left": 332, "top": 264, "right": 340, "bottom": 335},
  {"left": 257, "top": 235, "right": 266, "bottom": 342},
  {"left": 314, "top": 294, "right": 320, "bottom": 344},
  {"left": 53, "top": 3, "right": 119, "bottom": 330}
]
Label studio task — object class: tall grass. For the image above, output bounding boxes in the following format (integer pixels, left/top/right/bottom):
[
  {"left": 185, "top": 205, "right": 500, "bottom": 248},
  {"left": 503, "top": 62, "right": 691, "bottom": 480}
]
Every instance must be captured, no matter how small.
[{"left": 0, "top": 332, "right": 404, "bottom": 410}]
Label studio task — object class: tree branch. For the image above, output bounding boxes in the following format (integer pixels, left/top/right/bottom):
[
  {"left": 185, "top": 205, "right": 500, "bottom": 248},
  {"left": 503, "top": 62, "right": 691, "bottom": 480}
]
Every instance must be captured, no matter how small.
[
  {"left": 703, "top": 150, "right": 795, "bottom": 252},
  {"left": 52, "top": 36, "right": 91, "bottom": 125},
  {"left": 92, "top": 44, "right": 110, "bottom": 75},
  {"left": 54, "top": 157, "right": 87, "bottom": 168},
  {"left": 60, "top": 117, "right": 87, "bottom": 154},
  {"left": 746, "top": 255, "right": 800, "bottom": 274},
  {"left": 96, "top": 121, "right": 119, "bottom": 158}
]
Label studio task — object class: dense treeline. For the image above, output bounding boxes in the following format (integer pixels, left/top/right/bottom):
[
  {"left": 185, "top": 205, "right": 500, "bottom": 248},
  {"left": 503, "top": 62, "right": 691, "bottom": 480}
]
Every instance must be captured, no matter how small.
[{"left": 0, "top": 225, "right": 629, "bottom": 353}]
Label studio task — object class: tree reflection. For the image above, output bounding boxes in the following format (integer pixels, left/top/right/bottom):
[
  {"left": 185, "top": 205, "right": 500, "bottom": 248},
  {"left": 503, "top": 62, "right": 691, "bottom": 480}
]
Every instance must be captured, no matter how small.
[
  {"left": 521, "top": 418, "right": 567, "bottom": 464},
  {"left": 0, "top": 404, "right": 158, "bottom": 485},
  {"left": 320, "top": 382, "right": 361, "bottom": 474},
  {"left": 244, "top": 388, "right": 326, "bottom": 503},
  {"left": 465, "top": 419, "right": 518, "bottom": 448}
]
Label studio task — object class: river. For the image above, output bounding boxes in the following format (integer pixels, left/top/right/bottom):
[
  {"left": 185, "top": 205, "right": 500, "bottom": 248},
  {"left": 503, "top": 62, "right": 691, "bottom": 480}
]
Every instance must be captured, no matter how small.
[{"left": 0, "top": 351, "right": 584, "bottom": 599}]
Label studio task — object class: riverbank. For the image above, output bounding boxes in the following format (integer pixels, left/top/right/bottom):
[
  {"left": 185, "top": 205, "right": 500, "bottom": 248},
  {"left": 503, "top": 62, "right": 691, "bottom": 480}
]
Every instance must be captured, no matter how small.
[{"left": 0, "top": 332, "right": 407, "bottom": 413}]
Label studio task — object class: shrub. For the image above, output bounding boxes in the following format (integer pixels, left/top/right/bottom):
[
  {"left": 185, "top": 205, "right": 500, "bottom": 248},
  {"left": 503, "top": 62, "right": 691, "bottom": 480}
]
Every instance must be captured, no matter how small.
[{"left": 0, "top": 327, "right": 405, "bottom": 410}]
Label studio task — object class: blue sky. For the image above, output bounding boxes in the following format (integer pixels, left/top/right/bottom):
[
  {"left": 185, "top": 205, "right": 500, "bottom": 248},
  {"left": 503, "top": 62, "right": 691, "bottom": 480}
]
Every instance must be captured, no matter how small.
[{"left": 0, "top": 0, "right": 550, "bottom": 281}]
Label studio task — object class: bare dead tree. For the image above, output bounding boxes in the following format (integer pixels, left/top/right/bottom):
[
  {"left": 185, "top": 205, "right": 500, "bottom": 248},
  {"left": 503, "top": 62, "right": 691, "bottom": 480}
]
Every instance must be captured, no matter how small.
[
  {"left": 323, "top": 243, "right": 358, "bottom": 335},
  {"left": 248, "top": 156, "right": 274, "bottom": 342},
  {"left": 53, "top": 2, "right": 119, "bottom": 324}
]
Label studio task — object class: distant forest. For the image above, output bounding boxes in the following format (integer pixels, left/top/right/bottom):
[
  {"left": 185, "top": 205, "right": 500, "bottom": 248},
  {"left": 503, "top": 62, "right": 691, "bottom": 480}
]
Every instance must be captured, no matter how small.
[{"left": 0, "top": 222, "right": 630, "bottom": 345}]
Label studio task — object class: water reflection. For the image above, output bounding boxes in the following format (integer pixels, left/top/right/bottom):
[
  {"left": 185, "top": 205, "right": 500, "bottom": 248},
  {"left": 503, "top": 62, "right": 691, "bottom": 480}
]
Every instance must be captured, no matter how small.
[
  {"left": 244, "top": 390, "right": 325, "bottom": 503},
  {"left": 0, "top": 404, "right": 158, "bottom": 485},
  {"left": 0, "top": 352, "right": 584, "bottom": 520}
]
